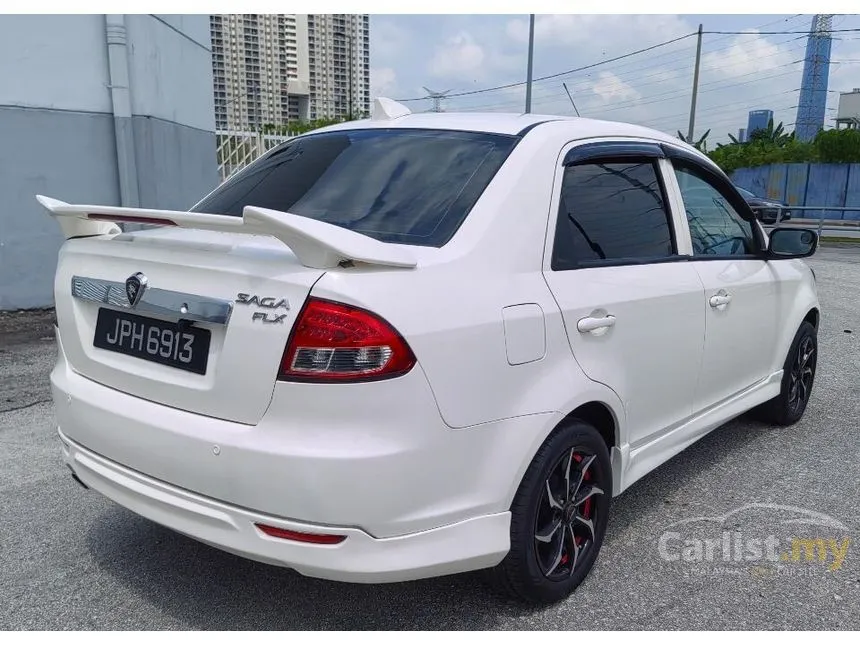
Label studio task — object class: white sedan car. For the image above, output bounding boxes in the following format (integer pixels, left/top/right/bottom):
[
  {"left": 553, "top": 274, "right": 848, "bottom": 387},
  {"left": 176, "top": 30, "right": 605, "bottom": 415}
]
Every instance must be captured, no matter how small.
[{"left": 41, "top": 99, "right": 820, "bottom": 604}]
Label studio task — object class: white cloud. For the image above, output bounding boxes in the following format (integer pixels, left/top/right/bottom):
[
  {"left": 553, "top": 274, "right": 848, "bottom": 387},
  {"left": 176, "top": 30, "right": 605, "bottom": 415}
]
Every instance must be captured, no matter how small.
[
  {"left": 371, "top": 67, "right": 397, "bottom": 98},
  {"left": 428, "top": 31, "right": 485, "bottom": 80},
  {"left": 587, "top": 71, "right": 641, "bottom": 102},
  {"left": 702, "top": 31, "right": 792, "bottom": 77},
  {"left": 506, "top": 13, "right": 691, "bottom": 49}
]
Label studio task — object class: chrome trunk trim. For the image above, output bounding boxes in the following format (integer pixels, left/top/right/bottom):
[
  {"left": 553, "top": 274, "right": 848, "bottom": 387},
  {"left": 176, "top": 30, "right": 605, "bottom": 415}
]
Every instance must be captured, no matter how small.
[{"left": 71, "top": 276, "right": 233, "bottom": 325}]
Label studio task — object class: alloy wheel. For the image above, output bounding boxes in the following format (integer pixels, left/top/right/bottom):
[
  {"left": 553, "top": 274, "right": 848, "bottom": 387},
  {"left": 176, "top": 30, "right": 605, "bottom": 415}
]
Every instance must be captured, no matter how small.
[
  {"left": 788, "top": 335, "right": 816, "bottom": 415},
  {"left": 534, "top": 448, "right": 604, "bottom": 581}
]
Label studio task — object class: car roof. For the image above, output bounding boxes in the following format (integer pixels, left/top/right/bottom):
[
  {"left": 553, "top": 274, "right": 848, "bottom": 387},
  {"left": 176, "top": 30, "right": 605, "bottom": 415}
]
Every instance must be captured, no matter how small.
[
  {"left": 319, "top": 111, "right": 566, "bottom": 136},
  {"left": 314, "top": 99, "right": 692, "bottom": 144},
  {"left": 301, "top": 98, "right": 718, "bottom": 171}
]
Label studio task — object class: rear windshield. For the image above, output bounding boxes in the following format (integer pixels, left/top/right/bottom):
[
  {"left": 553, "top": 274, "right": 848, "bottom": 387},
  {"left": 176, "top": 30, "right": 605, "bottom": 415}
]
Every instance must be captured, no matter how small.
[{"left": 193, "top": 128, "right": 518, "bottom": 247}]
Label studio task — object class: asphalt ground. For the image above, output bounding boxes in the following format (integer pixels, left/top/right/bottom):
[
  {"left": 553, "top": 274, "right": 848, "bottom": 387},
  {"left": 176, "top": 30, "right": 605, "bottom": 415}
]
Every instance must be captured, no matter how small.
[{"left": 1, "top": 245, "right": 858, "bottom": 630}]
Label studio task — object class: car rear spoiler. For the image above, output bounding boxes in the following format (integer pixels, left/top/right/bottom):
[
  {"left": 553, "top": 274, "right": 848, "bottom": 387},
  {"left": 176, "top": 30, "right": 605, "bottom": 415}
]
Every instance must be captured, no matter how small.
[{"left": 35, "top": 195, "right": 417, "bottom": 270}]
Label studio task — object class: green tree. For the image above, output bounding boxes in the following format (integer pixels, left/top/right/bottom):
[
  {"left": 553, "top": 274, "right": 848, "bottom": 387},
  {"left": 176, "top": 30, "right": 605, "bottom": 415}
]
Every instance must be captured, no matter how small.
[
  {"left": 748, "top": 119, "right": 792, "bottom": 146},
  {"left": 677, "top": 129, "right": 711, "bottom": 152},
  {"left": 260, "top": 113, "right": 366, "bottom": 137},
  {"left": 708, "top": 137, "right": 819, "bottom": 175},
  {"left": 814, "top": 128, "right": 860, "bottom": 163},
  {"left": 703, "top": 120, "right": 860, "bottom": 173}
]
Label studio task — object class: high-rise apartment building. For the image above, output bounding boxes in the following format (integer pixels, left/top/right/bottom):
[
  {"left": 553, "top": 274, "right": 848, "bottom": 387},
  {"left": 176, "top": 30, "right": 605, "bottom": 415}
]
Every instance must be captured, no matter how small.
[
  {"left": 307, "top": 14, "right": 371, "bottom": 120},
  {"left": 210, "top": 14, "right": 310, "bottom": 131},
  {"left": 210, "top": 14, "right": 369, "bottom": 131}
]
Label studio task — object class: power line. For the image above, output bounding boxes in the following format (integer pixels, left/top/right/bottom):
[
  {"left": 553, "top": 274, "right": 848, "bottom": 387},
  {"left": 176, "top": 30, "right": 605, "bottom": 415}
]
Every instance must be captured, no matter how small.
[
  {"left": 433, "top": 15, "right": 815, "bottom": 112},
  {"left": 579, "top": 69, "right": 802, "bottom": 117},
  {"left": 548, "top": 31, "right": 807, "bottom": 98},
  {"left": 640, "top": 92, "right": 799, "bottom": 129},
  {"left": 395, "top": 31, "right": 698, "bottom": 102},
  {"left": 399, "top": 22, "right": 845, "bottom": 106},
  {"left": 446, "top": 24, "right": 817, "bottom": 116},
  {"left": 702, "top": 28, "right": 860, "bottom": 35},
  {"left": 568, "top": 15, "right": 811, "bottom": 86},
  {"left": 453, "top": 54, "right": 806, "bottom": 115},
  {"left": 400, "top": 15, "right": 859, "bottom": 136}
]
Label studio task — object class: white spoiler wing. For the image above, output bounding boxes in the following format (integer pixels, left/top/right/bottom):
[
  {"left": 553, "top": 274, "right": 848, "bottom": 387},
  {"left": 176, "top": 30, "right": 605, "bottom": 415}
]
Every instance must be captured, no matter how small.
[{"left": 36, "top": 195, "right": 417, "bottom": 270}]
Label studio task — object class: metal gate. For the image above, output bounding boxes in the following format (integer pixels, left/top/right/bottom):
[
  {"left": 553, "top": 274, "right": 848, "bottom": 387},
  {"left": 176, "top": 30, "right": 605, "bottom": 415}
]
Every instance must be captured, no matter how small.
[{"left": 216, "top": 131, "right": 295, "bottom": 182}]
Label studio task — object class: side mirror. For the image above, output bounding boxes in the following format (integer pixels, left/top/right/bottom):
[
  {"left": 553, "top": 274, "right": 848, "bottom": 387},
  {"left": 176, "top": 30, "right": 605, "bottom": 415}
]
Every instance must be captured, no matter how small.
[{"left": 767, "top": 228, "right": 818, "bottom": 259}]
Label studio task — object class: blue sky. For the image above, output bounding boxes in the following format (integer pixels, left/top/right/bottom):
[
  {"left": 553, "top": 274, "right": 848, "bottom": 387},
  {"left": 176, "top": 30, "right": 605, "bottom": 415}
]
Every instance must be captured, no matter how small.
[{"left": 369, "top": 14, "right": 860, "bottom": 143}]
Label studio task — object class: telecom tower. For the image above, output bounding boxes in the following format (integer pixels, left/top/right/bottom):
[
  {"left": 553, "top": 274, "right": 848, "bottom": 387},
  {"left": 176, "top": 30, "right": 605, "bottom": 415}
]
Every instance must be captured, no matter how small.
[
  {"left": 795, "top": 14, "right": 833, "bottom": 142},
  {"left": 422, "top": 87, "right": 451, "bottom": 113}
]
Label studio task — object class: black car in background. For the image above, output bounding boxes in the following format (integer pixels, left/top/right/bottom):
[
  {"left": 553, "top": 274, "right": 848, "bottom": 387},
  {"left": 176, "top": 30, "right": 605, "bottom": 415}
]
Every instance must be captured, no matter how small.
[{"left": 735, "top": 186, "right": 792, "bottom": 224}]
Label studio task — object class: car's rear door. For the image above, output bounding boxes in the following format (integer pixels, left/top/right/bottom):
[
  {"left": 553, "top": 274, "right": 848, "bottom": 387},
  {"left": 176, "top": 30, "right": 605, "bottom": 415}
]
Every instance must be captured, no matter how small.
[
  {"left": 542, "top": 140, "right": 706, "bottom": 448},
  {"left": 661, "top": 148, "right": 780, "bottom": 411}
]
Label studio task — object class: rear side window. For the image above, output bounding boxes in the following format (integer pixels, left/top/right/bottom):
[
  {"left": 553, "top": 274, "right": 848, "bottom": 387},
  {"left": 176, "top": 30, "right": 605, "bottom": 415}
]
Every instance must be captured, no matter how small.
[
  {"left": 193, "top": 128, "right": 518, "bottom": 247},
  {"left": 552, "top": 160, "right": 676, "bottom": 270}
]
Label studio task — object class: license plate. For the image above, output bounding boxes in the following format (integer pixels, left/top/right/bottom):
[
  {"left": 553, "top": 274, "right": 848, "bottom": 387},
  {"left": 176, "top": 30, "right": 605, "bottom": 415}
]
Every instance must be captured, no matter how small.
[{"left": 93, "top": 308, "right": 211, "bottom": 374}]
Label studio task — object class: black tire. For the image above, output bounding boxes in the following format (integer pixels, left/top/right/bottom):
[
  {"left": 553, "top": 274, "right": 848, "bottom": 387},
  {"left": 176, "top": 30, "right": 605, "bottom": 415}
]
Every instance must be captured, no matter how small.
[
  {"left": 754, "top": 321, "right": 817, "bottom": 426},
  {"left": 486, "top": 420, "right": 612, "bottom": 605}
]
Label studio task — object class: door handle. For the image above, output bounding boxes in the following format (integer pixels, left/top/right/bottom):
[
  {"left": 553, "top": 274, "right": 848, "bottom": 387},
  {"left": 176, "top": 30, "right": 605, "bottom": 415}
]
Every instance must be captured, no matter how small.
[
  {"left": 577, "top": 314, "right": 616, "bottom": 334},
  {"left": 709, "top": 293, "right": 732, "bottom": 308}
]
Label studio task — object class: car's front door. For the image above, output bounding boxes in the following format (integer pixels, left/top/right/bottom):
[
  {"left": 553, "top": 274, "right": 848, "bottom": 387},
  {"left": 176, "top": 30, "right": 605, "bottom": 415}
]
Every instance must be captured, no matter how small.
[
  {"left": 542, "top": 141, "right": 706, "bottom": 448},
  {"left": 663, "top": 151, "right": 780, "bottom": 412}
]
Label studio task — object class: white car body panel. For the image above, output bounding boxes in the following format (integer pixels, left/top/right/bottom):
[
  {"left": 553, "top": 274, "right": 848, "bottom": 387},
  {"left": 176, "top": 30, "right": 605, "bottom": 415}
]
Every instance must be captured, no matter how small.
[
  {"left": 53, "top": 230, "right": 324, "bottom": 424},
  {"left": 44, "top": 107, "right": 820, "bottom": 583},
  {"left": 543, "top": 263, "right": 706, "bottom": 447},
  {"left": 59, "top": 428, "right": 512, "bottom": 583},
  {"left": 686, "top": 258, "right": 781, "bottom": 409}
]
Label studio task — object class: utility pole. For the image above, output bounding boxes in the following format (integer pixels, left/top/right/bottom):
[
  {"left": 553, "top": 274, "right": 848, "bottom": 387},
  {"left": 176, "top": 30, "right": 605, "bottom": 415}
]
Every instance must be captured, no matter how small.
[
  {"left": 525, "top": 14, "right": 535, "bottom": 113},
  {"left": 687, "top": 23, "right": 703, "bottom": 142}
]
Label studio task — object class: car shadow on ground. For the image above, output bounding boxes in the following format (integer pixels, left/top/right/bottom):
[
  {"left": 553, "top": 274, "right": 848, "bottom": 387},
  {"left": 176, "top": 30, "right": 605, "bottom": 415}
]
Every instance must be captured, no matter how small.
[{"left": 84, "top": 413, "right": 782, "bottom": 630}]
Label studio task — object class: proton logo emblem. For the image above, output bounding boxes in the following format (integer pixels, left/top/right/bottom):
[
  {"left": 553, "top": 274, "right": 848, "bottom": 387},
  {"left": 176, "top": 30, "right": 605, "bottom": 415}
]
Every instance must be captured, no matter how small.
[{"left": 125, "top": 272, "right": 148, "bottom": 307}]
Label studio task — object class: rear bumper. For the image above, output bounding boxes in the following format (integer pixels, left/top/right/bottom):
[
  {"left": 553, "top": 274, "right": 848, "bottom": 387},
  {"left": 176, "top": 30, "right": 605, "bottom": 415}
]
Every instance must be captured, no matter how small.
[
  {"left": 50, "top": 324, "right": 556, "bottom": 580},
  {"left": 59, "top": 429, "right": 510, "bottom": 583}
]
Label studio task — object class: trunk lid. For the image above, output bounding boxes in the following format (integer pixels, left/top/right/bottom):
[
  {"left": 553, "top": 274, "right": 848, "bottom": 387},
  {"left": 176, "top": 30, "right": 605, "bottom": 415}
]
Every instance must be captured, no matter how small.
[{"left": 54, "top": 227, "right": 324, "bottom": 425}]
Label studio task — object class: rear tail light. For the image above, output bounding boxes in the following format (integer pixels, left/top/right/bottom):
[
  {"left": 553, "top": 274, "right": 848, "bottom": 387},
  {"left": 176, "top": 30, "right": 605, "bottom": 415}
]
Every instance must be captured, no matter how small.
[
  {"left": 279, "top": 297, "right": 416, "bottom": 382},
  {"left": 255, "top": 523, "right": 346, "bottom": 545}
]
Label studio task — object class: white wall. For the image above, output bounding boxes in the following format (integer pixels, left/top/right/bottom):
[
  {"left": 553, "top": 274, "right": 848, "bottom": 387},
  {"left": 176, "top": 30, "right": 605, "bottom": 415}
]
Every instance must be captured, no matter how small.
[
  {"left": 837, "top": 91, "right": 860, "bottom": 121},
  {"left": 125, "top": 14, "right": 215, "bottom": 131},
  {"left": 0, "top": 14, "right": 111, "bottom": 114},
  {"left": 0, "top": 14, "right": 218, "bottom": 310}
]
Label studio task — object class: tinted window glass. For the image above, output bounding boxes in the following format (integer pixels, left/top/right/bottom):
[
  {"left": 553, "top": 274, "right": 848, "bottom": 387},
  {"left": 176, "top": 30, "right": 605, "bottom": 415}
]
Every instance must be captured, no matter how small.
[
  {"left": 193, "top": 129, "right": 517, "bottom": 247},
  {"left": 675, "top": 166, "right": 756, "bottom": 256},
  {"left": 552, "top": 161, "right": 675, "bottom": 270}
]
